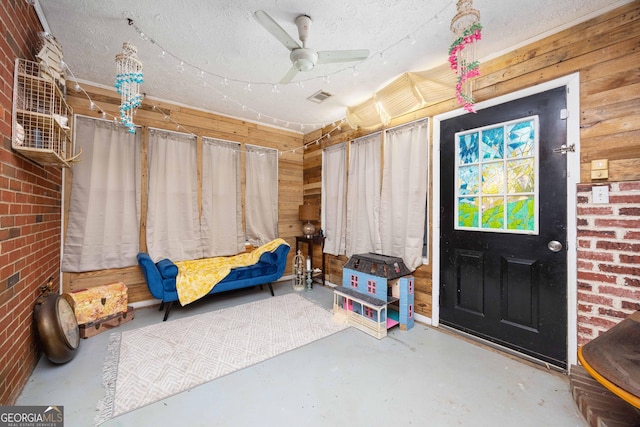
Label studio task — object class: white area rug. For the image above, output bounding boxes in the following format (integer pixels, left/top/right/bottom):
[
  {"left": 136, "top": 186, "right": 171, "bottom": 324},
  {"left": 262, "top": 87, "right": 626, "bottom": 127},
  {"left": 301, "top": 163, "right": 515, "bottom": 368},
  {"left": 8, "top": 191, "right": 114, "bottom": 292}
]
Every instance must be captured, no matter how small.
[{"left": 95, "top": 293, "right": 346, "bottom": 424}]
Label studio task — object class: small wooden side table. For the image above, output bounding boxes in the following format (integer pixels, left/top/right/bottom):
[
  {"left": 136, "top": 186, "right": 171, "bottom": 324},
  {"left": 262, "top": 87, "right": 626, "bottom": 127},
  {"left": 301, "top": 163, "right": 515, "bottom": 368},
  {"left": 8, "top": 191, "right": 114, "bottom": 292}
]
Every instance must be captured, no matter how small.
[{"left": 295, "top": 235, "right": 326, "bottom": 286}]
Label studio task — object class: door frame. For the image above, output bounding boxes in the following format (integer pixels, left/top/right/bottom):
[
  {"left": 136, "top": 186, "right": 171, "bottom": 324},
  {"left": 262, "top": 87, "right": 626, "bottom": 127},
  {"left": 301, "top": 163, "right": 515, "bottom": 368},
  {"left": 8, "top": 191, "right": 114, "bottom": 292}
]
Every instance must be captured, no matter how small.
[{"left": 431, "top": 73, "right": 581, "bottom": 367}]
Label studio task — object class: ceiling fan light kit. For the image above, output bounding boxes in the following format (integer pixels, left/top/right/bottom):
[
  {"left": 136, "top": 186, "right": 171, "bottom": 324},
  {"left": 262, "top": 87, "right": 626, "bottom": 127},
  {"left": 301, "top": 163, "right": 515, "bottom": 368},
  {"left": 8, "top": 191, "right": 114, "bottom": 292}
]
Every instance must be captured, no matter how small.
[{"left": 291, "top": 48, "right": 318, "bottom": 72}]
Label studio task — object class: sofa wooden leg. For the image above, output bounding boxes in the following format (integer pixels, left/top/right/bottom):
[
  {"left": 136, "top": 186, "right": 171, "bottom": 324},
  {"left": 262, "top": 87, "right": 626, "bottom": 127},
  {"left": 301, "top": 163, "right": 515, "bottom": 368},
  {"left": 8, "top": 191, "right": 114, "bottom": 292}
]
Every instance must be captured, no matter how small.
[
  {"left": 163, "top": 301, "right": 173, "bottom": 321},
  {"left": 268, "top": 283, "right": 274, "bottom": 296}
]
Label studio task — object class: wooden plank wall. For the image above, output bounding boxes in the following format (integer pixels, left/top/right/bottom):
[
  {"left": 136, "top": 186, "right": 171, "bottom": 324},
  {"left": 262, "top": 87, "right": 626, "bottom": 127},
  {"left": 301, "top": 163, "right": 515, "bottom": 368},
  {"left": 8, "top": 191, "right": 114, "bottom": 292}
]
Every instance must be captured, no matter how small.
[
  {"left": 63, "top": 85, "right": 304, "bottom": 303},
  {"left": 303, "top": 2, "right": 640, "bottom": 319}
]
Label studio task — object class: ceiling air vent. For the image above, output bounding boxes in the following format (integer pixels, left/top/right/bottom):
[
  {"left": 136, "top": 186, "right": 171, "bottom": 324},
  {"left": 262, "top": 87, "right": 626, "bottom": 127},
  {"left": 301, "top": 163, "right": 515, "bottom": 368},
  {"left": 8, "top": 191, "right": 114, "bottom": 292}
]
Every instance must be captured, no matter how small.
[{"left": 307, "top": 90, "right": 333, "bottom": 104}]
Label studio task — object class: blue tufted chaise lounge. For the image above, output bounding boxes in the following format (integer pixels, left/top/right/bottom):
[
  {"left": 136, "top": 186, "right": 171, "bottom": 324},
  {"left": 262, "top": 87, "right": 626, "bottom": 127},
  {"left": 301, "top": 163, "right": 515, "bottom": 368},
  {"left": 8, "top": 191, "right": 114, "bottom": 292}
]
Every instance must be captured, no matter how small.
[{"left": 137, "top": 243, "right": 290, "bottom": 321}]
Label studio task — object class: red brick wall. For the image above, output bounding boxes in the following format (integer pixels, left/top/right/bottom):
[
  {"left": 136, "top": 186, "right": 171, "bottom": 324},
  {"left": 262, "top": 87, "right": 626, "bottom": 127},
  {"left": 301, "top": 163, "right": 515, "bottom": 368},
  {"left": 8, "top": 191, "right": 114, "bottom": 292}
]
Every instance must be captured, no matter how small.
[
  {"left": 0, "top": 2, "right": 62, "bottom": 405},
  {"left": 577, "top": 181, "right": 640, "bottom": 346}
]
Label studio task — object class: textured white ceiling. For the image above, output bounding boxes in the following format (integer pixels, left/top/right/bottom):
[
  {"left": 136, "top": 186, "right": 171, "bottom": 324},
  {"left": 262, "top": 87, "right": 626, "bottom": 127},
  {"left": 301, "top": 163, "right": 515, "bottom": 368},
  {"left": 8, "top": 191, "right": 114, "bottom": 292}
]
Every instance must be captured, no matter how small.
[{"left": 37, "top": 0, "right": 629, "bottom": 131}]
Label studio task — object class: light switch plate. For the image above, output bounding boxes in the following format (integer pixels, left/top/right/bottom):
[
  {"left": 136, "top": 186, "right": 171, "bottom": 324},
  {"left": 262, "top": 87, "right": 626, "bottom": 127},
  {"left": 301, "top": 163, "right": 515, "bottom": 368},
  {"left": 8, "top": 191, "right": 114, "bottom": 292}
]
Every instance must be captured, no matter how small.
[
  {"left": 591, "top": 159, "right": 608, "bottom": 170},
  {"left": 592, "top": 186, "right": 609, "bottom": 204}
]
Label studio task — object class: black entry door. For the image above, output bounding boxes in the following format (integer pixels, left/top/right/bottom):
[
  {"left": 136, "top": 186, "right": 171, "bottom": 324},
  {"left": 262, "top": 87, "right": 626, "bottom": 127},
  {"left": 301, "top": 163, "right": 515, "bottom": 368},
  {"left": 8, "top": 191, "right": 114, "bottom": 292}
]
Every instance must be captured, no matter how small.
[{"left": 440, "top": 87, "right": 568, "bottom": 368}]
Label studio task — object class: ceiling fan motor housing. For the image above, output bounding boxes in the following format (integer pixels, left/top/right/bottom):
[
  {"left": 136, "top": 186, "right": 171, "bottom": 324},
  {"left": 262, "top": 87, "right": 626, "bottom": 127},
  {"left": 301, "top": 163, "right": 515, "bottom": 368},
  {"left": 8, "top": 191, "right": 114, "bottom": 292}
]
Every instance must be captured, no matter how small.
[{"left": 290, "top": 48, "right": 318, "bottom": 71}]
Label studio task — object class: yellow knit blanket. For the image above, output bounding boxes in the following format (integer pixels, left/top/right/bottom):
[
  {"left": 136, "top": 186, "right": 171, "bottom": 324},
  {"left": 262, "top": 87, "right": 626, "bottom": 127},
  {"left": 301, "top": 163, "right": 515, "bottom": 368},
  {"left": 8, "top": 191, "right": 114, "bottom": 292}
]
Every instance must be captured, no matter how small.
[{"left": 175, "top": 238, "right": 289, "bottom": 306}]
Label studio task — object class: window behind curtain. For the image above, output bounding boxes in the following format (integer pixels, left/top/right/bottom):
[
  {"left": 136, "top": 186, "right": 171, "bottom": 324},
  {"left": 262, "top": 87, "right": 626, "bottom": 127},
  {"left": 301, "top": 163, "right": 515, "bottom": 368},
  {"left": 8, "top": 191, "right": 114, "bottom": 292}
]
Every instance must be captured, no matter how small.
[
  {"left": 62, "top": 116, "right": 141, "bottom": 272},
  {"left": 346, "top": 132, "right": 382, "bottom": 257},
  {"left": 245, "top": 144, "right": 278, "bottom": 246},
  {"left": 321, "top": 142, "right": 347, "bottom": 255},
  {"left": 201, "top": 137, "right": 243, "bottom": 256},
  {"left": 146, "top": 128, "right": 200, "bottom": 262}
]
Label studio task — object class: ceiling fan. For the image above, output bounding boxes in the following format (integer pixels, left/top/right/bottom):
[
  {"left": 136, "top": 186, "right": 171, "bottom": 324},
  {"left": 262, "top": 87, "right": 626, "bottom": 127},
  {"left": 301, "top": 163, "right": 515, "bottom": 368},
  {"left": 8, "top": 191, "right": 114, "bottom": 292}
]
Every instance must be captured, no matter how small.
[{"left": 253, "top": 10, "right": 370, "bottom": 84}]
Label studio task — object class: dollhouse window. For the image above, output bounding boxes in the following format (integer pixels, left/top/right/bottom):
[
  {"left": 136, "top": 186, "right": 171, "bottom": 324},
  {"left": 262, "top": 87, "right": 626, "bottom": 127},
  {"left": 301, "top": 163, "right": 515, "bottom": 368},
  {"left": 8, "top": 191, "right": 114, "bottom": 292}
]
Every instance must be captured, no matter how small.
[
  {"left": 409, "top": 279, "right": 414, "bottom": 294},
  {"left": 367, "top": 280, "right": 376, "bottom": 294},
  {"left": 350, "top": 275, "right": 358, "bottom": 288},
  {"left": 364, "top": 306, "right": 374, "bottom": 319},
  {"left": 409, "top": 304, "right": 413, "bottom": 318}
]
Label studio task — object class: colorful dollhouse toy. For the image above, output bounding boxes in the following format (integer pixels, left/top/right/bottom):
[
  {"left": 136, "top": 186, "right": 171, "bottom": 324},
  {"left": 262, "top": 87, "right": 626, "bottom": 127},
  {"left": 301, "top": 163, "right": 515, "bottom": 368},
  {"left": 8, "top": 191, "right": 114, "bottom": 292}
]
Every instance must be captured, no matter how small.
[{"left": 333, "top": 253, "right": 414, "bottom": 339}]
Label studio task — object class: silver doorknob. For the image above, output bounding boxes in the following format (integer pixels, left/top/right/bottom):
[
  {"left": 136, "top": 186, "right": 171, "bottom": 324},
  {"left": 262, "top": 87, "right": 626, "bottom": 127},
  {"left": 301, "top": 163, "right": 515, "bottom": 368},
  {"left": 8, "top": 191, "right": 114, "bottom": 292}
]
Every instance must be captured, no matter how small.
[{"left": 547, "top": 240, "right": 563, "bottom": 252}]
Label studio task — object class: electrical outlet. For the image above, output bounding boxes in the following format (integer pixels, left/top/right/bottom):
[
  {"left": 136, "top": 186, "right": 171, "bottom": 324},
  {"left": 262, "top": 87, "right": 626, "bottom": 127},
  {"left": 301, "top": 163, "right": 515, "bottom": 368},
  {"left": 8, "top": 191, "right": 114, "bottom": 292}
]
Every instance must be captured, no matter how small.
[{"left": 592, "top": 186, "right": 609, "bottom": 204}]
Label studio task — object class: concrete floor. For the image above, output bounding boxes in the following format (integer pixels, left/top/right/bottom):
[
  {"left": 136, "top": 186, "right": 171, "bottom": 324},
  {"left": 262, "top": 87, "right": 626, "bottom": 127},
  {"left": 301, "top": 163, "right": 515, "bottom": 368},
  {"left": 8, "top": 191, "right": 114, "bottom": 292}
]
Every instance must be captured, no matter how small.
[{"left": 17, "top": 282, "right": 586, "bottom": 426}]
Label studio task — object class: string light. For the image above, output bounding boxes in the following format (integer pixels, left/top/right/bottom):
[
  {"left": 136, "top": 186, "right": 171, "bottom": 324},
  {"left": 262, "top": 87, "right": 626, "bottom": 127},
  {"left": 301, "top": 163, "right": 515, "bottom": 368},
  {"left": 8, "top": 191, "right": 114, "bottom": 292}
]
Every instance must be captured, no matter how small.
[
  {"left": 119, "top": 2, "right": 453, "bottom": 130},
  {"left": 58, "top": 12, "right": 410, "bottom": 157},
  {"left": 64, "top": 61, "right": 347, "bottom": 155},
  {"left": 125, "top": 3, "right": 450, "bottom": 88}
]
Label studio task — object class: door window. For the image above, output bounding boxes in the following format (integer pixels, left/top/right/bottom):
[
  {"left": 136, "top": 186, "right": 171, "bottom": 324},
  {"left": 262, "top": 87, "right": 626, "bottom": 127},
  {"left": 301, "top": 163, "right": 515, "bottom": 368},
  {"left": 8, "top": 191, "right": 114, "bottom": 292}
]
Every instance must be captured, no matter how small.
[{"left": 455, "top": 116, "right": 539, "bottom": 234}]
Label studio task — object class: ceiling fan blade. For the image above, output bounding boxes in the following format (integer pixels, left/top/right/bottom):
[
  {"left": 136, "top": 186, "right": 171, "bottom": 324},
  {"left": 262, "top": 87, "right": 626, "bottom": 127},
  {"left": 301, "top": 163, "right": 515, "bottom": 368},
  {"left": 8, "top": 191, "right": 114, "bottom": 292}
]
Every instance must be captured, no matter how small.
[
  {"left": 253, "top": 10, "right": 301, "bottom": 51},
  {"left": 317, "top": 49, "right": 370, "bottom": 64},
  {"left": 280, "top": 65, "right": 300, "bottom": 84}
]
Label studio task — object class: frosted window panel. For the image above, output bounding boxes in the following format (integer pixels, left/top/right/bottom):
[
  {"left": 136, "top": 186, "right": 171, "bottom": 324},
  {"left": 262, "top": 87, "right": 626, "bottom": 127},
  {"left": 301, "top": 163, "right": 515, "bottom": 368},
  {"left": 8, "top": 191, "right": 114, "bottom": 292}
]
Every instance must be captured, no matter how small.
[
  {"left": 458, "top": 197, "right": 479, "bottom": 228},
  {"left": 481, "top": 127, "right": 504, "bottom": 160},
  {"left": 507, "top": 120, "right": 535, "bottom": 158},
  {"left": 482, "top": 196, "right": 505, "bottom": 229},
  {"left": 481, "top": 162, "right": 504, "bottom": 195},
  {"left": 458, "top": 165, "right": 479, "bottom": 195},
  {"left": 458, "top": 132, "right": 479, "bottom": 164},
  {"left": 507, "top": 196, "right": 535, "bottom": 230},
  {"left": 507, "top": 158, "right": 535, "bottom": 193}
]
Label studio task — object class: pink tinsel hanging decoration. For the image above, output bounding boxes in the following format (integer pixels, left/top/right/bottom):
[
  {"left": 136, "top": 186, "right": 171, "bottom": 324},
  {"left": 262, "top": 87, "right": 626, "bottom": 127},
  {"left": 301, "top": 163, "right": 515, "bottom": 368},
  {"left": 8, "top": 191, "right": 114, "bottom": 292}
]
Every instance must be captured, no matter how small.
[{"left": 449, "top": 0, "right": 482, "bottom": 113}]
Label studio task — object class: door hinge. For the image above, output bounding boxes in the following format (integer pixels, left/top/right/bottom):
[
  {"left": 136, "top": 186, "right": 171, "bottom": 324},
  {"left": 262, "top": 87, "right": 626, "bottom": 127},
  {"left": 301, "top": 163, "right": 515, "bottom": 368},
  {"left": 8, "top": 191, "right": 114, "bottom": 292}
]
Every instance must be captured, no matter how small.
[{"left": 553, "top": 143, "right": 575, "bottom": 154}]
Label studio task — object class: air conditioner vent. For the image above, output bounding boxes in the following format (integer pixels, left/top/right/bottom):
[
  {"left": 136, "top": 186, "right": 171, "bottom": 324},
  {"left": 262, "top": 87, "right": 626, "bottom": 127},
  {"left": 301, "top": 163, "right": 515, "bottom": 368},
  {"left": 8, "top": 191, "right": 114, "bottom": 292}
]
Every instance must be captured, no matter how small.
[{"left": 307, "top": 90, "right": 333, "bottom": 104}]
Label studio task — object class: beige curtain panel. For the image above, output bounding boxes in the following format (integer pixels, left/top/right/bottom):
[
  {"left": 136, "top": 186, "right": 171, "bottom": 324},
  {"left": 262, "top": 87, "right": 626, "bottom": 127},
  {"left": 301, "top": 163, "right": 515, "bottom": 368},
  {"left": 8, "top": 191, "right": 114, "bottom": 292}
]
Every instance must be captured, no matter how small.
[
  {"left": 62, "top": 116, "right": 141, "bottom": 272},
  {"left": 322, "top": 142, "right": 347, "bottom": 256},
  {"left": 379, "top": 119, "right": 429, "bottom": 270},
  {"left": 201, "top": 138, "right": 244, "bottom": 257},
  {"left": 146, "top": 129, "right": 201, "bottom": 262},
  {"left": 346, "top": 132, "right": 382, "bottom": 257},
  {"left": 245, "top": 145, "right": 278, "bottom": 246}
]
